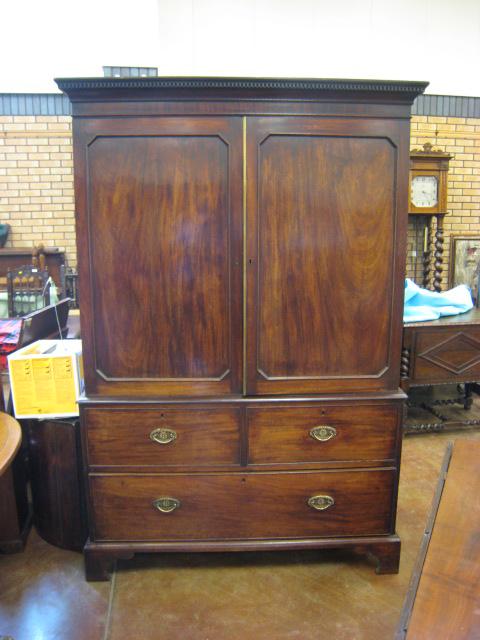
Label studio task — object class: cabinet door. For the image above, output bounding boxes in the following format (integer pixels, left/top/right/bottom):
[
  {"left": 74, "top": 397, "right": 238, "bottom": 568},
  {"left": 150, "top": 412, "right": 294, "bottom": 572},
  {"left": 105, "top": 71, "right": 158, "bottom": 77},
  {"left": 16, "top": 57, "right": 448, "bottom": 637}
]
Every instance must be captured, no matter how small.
[
  {"left": 74, "top": 117, "right": 243, "bottom": 396},
  {"left": 246, "top": 117, "right": 409, "bottom": 395}
]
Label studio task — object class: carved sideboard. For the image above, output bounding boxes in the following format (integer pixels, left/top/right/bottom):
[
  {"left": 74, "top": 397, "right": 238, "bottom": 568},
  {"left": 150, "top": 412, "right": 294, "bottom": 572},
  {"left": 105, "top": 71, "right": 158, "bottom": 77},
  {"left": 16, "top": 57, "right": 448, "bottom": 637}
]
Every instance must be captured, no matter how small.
[
  {"left": 402, "top": 309, "right": 480, "bottom": 431},
  {"left": 402, "top": 309, "right": 480, "bottom": 391}
]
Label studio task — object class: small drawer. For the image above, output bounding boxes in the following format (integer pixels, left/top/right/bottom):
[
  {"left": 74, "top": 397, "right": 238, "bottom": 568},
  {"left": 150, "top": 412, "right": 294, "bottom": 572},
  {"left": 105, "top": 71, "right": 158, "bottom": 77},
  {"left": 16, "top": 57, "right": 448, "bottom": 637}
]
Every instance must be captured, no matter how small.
[
  {"left": 90, "top": 468, "right": 395, "bottom": 541},
  {"left": 247, "top": 404, "right": 399, "bottom": 464},
  {"left": 84, "top": 407, "right": 241, "bottom": 467}
]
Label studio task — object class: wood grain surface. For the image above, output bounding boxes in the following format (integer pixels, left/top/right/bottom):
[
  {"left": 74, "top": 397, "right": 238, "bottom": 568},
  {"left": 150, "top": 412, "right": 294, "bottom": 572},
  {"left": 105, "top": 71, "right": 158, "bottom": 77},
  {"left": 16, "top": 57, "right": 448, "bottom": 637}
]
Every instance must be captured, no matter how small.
[
  {"left": 246, "top": 116, "right": 408, "bottom": 395},
  {"left": 85, "top": 407, "right": 242, "bottom": 467},
  {"left": 90, "top": 468, "right": 395, "bottom": 541},
  {"left": 75, "top": 116, "right": 243, "bottom": 396},
  {"left": 247, "top": 403, "right": 400, "bottom": 464}
]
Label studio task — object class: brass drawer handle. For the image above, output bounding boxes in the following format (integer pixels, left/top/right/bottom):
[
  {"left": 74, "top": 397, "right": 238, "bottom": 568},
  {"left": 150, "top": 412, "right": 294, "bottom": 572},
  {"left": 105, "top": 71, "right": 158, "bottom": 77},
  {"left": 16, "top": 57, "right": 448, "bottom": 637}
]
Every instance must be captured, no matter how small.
[
  {"left": 153, "top": 497, "right": 181, "bottom": 513},
  {"left": 307, "top": 495, "right": 335, "bottom": 511},
  {"left": 149, "top": 428, "right": 177, "bottom": 445},
  {"left": 310, "top": 425, "right": 336, "bottom": 442}
]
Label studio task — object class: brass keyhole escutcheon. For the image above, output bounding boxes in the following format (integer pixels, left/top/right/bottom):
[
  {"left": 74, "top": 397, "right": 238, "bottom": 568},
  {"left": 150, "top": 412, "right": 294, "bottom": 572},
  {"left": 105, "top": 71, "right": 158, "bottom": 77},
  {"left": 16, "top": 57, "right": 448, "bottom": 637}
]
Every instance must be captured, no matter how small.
[
  {"left": 310, "top": 425, "right": 336, "bottom": 442},
  {"left": 153, "top": 497, "right": 181, "bottom": 514},
  {"left": 307, "top": 495, "right": 335, "bottom": 511},
  {"left": 149, "top": 428, "right": 177, "bottom": 445}
]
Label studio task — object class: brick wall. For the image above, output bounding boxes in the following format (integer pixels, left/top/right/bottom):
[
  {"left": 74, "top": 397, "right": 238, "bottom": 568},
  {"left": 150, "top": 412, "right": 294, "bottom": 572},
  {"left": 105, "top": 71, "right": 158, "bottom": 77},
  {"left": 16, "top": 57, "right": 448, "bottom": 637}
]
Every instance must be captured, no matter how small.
[
  {"left": 0, "top": 115, "right": 76, "bottom": 267},
  {"left": 407, "top": 115, "right": 480, "bottom": 289},
  {"left": 1, "top": 114, "right": 479, "bottom": 282}
]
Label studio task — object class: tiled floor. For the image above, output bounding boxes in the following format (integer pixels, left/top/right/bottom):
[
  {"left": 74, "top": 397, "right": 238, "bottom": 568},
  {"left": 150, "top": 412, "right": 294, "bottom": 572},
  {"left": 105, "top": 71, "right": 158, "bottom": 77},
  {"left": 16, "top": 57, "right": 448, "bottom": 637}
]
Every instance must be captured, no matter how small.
[{"left": 1, "top": 427, "right": 479, "bottom": 640}]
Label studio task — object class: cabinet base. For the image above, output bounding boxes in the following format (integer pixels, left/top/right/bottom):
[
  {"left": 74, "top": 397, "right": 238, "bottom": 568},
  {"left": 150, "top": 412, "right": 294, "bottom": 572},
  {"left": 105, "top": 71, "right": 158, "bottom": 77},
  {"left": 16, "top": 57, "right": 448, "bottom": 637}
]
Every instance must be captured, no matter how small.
[{"left": 84, "top": 535, "right": 401, "bottom": 581}]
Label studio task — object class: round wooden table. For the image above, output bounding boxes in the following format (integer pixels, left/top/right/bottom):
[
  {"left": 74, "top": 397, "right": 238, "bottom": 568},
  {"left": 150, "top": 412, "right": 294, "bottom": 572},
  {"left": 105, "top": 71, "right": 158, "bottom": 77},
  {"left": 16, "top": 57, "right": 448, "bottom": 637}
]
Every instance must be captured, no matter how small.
[{"left": 0, "top": 412, "right": 22, "bottom": 476}]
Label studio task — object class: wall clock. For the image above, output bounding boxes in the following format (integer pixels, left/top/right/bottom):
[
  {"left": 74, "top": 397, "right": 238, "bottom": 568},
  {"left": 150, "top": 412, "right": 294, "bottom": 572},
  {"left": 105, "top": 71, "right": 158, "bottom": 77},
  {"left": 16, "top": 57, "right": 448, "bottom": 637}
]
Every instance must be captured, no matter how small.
[
  {"left": 408, "top": 143, "right": 452, "bottom": 292},
  {"left": 409, "top": 142, "right": 451, "bottom": 215}
]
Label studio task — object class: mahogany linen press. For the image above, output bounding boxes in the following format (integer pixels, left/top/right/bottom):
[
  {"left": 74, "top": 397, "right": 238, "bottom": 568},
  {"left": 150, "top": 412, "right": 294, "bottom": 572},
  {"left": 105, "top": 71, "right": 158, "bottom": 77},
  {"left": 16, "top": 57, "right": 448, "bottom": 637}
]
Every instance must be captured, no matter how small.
[{"left": 55, "top": 77, "right": 427, "bottom": 580}]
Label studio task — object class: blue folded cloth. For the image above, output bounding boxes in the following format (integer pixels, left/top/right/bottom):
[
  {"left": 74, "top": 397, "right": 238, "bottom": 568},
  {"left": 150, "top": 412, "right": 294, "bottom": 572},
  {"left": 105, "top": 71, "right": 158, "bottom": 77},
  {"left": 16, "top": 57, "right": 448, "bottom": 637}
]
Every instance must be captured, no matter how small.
[{"left": 404, "top": 278, "right": 473, "bottom": 323}]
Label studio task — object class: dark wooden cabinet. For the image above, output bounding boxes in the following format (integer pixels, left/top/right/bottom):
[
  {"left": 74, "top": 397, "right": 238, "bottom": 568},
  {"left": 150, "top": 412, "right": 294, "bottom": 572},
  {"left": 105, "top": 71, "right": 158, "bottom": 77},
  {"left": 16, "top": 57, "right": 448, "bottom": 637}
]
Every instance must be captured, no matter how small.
[
  {"left": 27, "top": 419, "right": 87, "bottom": 551},
  {"left": 56, "top": 76, "right": 427, "bottom": 580}
]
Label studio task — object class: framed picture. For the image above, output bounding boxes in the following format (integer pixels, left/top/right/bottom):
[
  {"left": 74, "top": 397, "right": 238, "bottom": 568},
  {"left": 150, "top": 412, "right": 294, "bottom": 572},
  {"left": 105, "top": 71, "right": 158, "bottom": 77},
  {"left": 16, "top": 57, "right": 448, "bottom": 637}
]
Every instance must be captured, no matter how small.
[{"left": 449, "top": 235, "right": 480, "bottom": 301}]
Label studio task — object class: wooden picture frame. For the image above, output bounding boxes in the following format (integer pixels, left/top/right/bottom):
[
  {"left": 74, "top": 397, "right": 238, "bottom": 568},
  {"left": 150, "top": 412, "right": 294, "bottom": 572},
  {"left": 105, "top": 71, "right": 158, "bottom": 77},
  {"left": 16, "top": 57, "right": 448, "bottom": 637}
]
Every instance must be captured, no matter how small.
[{"left": 449, "top": 235, "right": 480, "bottom": 300}]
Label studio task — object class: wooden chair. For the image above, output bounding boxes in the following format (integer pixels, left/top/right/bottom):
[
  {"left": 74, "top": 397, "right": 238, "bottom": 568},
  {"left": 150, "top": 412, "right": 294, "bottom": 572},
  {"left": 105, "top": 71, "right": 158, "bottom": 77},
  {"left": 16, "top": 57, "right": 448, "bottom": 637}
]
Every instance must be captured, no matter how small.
[{"left": 7, "top": 265, "right": 50, "bottom": 317}]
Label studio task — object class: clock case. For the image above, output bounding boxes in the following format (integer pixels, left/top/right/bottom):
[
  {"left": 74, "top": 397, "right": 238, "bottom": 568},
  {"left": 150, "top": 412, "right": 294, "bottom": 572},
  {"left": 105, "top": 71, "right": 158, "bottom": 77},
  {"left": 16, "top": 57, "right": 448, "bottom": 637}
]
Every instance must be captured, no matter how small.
[
  {"left": 408, "top": 143, "right": 452, "bottom": 215},
  {"left": 408, "top": 143, "right": 453, "bottom": 292}
]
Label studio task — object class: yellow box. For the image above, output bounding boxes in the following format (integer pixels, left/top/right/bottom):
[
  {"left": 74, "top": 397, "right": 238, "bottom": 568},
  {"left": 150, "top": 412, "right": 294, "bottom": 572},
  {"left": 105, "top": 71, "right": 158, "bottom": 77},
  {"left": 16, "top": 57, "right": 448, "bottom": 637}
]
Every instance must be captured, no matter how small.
[{"left": 8, "top": 339, "right": 83, "bottom": 419}]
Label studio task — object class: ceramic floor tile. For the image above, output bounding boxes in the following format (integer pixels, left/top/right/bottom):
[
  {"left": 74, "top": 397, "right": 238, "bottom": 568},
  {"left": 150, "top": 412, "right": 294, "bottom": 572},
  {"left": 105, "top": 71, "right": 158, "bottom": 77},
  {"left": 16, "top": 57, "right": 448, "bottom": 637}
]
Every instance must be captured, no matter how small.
[{"left": 0, "top": 529, "right": 111, "bottom": 640}]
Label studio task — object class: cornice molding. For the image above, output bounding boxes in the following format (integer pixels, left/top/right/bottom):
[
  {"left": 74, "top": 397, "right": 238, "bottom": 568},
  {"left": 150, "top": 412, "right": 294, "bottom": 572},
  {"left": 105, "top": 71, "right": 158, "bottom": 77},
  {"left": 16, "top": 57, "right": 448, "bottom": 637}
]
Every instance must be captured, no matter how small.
[
  {"left": 54, "top": 77, "right": 429, "bottom": 93},
  {"left": 54, "top": 76, "right": 428, "bottom": 99}
]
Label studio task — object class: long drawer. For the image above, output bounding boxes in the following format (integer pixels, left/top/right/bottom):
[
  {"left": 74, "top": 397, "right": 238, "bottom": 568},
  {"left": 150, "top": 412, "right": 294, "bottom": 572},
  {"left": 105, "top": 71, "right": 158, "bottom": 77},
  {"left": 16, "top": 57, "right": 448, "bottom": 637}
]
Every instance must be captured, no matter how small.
[
  {"left": 84, "top": 407, "right": 241, "bottom": 467},
  {"left": 247, "top": 404, "right": 399, "bottom": 464},
  {"left": 90, "top": 469, "right": 395, "bottom": 541}
]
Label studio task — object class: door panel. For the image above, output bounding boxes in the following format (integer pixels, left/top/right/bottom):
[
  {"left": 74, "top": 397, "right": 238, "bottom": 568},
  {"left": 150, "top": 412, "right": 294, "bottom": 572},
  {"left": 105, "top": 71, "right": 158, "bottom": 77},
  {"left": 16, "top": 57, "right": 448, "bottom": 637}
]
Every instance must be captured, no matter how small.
[
  {"left": 246, "top": 117, "right": 408, "bottom": 394},
  {"left": 75, "top": 117, "right": 243, "bottom": 396}
]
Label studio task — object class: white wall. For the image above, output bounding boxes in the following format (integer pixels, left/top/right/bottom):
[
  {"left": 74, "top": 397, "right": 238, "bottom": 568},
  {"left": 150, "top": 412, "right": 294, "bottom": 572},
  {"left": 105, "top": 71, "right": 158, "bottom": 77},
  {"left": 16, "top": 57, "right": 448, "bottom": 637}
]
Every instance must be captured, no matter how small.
[
  {"left": 0, "top": 0, "right": 160, "bottom": 93},
  {"left": 1, "top": 0, "right": 479, "bottom": 96},
  {"left": 157, "top": 0, "right": 480, "bottom": 97}
]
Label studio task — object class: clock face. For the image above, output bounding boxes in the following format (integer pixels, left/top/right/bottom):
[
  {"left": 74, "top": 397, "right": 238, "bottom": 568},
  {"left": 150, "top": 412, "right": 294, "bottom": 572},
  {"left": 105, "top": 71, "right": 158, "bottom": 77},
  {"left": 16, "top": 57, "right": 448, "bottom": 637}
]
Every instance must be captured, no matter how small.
[{"left": 411, "top": 175, "right": 438, "bottom": 208}]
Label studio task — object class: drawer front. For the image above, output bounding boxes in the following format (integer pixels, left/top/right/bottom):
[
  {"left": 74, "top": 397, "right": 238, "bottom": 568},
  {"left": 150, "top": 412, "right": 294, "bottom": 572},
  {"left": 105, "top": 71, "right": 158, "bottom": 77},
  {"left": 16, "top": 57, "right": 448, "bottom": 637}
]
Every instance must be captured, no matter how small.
[
  {"left": 412, "top": 328, "right": 480, "bottom": 384},
  {"left": 247, "top": 405, "right": 399, "bottom": 464},
  {"left": 84, "top": 407, "right": 241, "bottom": 467},
  {"left": 90, "top": 469, "right": 395, "bottom": 541}
]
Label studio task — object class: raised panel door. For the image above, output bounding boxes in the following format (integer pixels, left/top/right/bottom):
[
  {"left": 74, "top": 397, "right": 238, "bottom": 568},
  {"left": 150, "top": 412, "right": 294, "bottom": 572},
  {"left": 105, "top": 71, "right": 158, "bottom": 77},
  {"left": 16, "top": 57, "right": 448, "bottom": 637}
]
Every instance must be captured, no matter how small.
[
  {"left": 74, "top": 117, "right": 243, "bottom": 396},
  {"left": 246, "top": 117, "right": 409, "bottom": 394}
]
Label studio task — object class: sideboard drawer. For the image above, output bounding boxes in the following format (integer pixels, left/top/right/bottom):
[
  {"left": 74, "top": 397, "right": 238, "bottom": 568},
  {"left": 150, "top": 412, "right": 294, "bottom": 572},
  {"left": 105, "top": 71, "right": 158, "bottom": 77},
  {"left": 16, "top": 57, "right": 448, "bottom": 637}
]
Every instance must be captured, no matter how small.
[
  {"left": 90, "top": 468, "right": 395, "bottom": 541},
  {"left": 84, "top": 407, "right": 241, "bottom": 467},
  {"left": 410, "top": 327, "right": 480, "bottom": 385},
  {"left": 247, "top": 404, "right": 399, "bottom": 464}
]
